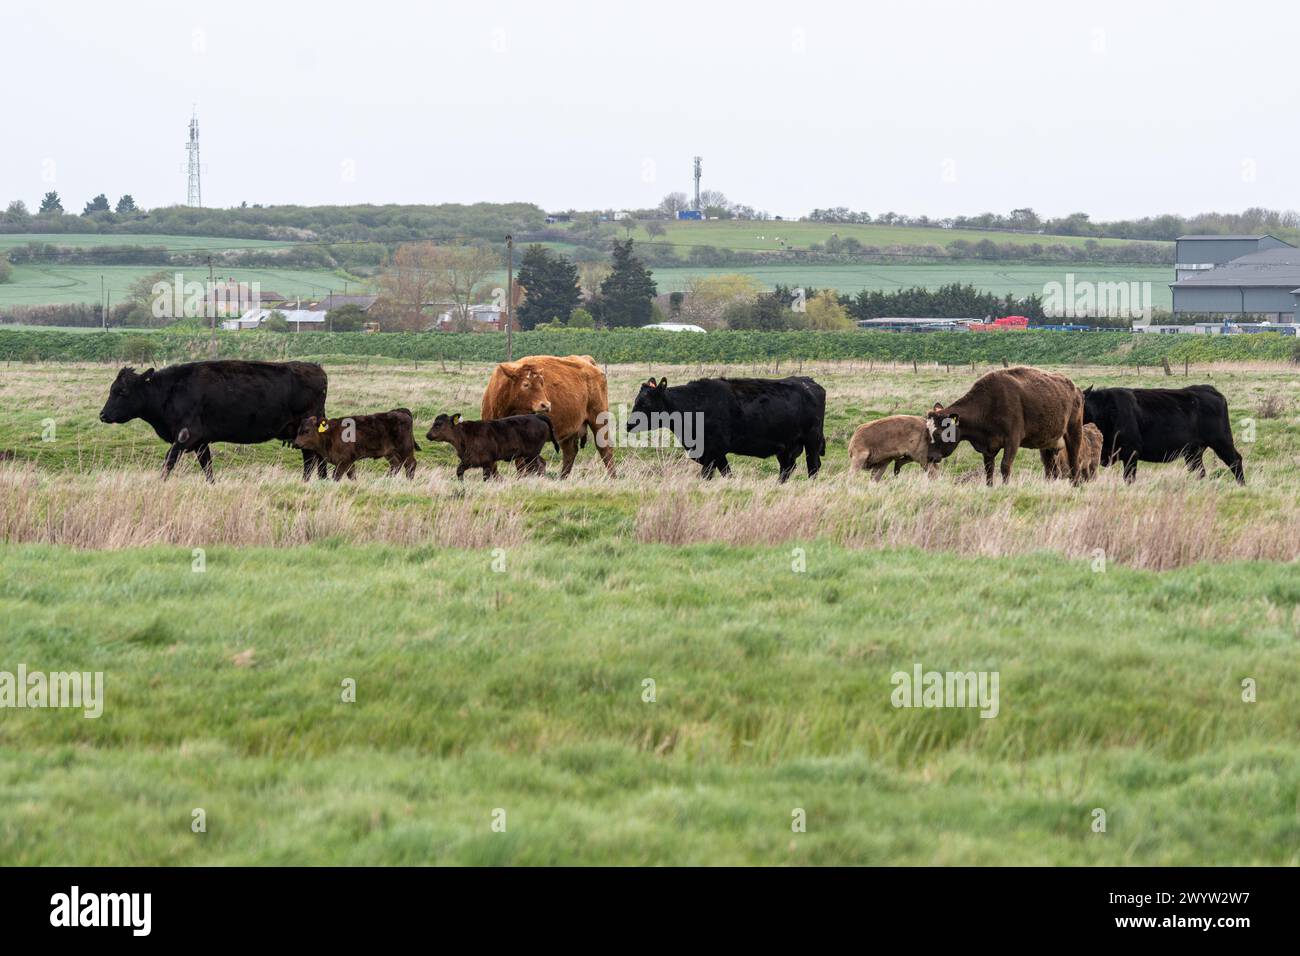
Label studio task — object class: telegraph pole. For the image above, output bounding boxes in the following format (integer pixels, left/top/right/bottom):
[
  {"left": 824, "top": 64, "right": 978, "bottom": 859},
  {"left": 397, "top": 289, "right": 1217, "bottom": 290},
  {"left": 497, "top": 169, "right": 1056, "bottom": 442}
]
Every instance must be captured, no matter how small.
[
  {"left": 100, "top": 275, "right": 105, "bottom": 329},
  {"left": 506, "top": 234, "right": 514, "bottom": 361}
]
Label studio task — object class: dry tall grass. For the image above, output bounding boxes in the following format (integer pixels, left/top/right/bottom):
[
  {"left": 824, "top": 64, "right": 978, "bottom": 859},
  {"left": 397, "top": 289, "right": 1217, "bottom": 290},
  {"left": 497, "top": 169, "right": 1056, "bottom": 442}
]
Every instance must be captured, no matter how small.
[{"left": 3, "top": 455, "right": 1297, "bottom": 569}]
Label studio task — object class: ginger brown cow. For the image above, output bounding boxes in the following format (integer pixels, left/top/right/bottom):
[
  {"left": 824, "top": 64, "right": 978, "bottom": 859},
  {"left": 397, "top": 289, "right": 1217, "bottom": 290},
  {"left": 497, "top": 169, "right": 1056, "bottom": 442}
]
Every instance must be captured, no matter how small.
[
  {"left": 847, "top": 415, "right": 938, "bottom": 480},
  {"left": 1046, "top": 422, "right": 1103, "bottom": 481},
  {"left": 292, "top": 408, "right": 419, "bottom": 481},
  {"left": 480, "top": 354, "right": 615, "bottom": 478},
  {"left": 426, "top": 412, "right": 559, "bottom": 481},
  {"left": 925, "top": 366, "right": 1085, "bottom": 485}
]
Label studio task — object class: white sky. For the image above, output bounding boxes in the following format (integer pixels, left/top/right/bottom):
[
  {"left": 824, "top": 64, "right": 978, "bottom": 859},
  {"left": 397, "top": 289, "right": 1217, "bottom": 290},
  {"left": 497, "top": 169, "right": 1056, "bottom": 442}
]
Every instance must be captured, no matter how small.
[{"left": 3, "top": 0, "right": 1297, "bottom": 220}]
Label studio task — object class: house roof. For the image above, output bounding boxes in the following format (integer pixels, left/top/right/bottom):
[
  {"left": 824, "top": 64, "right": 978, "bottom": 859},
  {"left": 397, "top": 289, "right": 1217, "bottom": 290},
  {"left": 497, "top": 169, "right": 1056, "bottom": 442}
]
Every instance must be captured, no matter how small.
[
  {"left": 1175, "top": 234, "right": 1294, "bottom": 244},
  {"left": 1171, "top": 248, "right": 1300, "bottom": 288},
  {"left": 239, "top": 308, "right": 327, "bottom": 323}
]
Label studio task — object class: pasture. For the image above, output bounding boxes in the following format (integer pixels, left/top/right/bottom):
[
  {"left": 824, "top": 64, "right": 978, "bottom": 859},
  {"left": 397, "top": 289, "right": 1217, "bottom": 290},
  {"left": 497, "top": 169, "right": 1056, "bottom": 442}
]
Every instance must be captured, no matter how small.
[
  {"left": 1, "top": 360, "right": 1298, "bottom": 864},
  {"left": 0, "top": 263, "right": 362, "bottom": 308},
  {"left": 624, "top": 219, "right": 1165, "bottom": 254}
]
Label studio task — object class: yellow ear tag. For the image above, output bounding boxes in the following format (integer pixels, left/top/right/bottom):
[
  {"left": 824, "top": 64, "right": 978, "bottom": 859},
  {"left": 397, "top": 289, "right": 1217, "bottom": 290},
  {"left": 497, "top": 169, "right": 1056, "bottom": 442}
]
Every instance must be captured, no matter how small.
[{"left": 318, "top": 421, "right": 329, "bottom": 433}]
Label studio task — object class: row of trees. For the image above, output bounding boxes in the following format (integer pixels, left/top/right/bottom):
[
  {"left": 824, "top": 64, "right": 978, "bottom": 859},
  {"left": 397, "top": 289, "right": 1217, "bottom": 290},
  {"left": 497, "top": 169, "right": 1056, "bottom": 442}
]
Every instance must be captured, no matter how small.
[
  {"left": 516, "top": 240, "right": 656, "bottom": 329},
  {"left": 4, "top": 193, "right": 139, "bottom": 221},
  {"left": 806, "top": 205, "right": 1300, "bottom": 244}
]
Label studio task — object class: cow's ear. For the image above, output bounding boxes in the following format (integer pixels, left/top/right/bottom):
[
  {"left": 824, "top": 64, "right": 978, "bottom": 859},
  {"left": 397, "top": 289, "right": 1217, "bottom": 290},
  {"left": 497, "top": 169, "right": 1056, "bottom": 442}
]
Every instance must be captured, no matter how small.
[
  {"left": 658, "top": 377, "right": 667, "bottom": 389},
  {"left": 451, "top": 413, "right": 461, "bottom": 425},
  {"left": 932, "top": 402, "right": 943, "bottom": 412},
  {"left": 1083, "top": 385, "right": 1093, "bottom": 394},
  {"left": 143, "top": 368, "right": 155, "bottom": 380},
  {"left": 644, "top": 377, "right": 657, "bottom": 388},
  {"left": 318, "top": 420, "right": 330, "bottom": 433}
]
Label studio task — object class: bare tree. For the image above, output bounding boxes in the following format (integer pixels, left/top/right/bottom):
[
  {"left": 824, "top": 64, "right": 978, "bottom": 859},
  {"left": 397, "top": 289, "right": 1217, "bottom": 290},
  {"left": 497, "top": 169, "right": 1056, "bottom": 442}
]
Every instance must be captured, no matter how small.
[
  {"left": 657, "top": 192, "right": 689, "bottom": 217},
  {"left": 645, "top": 221, "right": 667, "bottom": 240}
]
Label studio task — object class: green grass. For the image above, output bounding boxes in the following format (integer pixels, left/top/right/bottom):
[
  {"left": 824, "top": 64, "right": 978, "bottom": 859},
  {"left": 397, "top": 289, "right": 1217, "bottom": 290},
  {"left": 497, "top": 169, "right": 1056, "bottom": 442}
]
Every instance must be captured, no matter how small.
[
  {"left": 1, "top": 542, "right": 1295, "bottom": 865},
  {"left": 623, "top": 219, "right": 1165, "bottom": 253},
  {"left": 2, "top": 360, "right": 1298, "bottom": 865},
  {"left": 0, "top": 263, "right": 368, "bottom": 307},
  {"left": 0, "top": 233, "right": 293, "bottom": 252},
  {"left": 650, "top": 262, "right": 1175, "bottom": 306}
]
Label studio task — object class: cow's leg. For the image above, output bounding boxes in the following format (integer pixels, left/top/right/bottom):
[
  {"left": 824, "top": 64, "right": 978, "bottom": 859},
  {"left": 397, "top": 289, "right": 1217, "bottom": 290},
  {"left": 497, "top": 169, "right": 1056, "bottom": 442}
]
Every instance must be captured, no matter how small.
[
  {"left": 871, "top": 462, "right": 890, "bottom": 482},
  {"left": 1040, "top": 449, "right": 1059, "bottom": 480},
  {"left": 1184, "top": 447, "right": 1206, "bottom": 478},
  {"left": 803, "top": 439, "right": 822, "bottom": 479},
  {"left": 161, "top": 442, "right": 184, "bottom": 480},
  {"left": 483, "top": 462, "right": 499, "bottom": 482},
  {"left": 195, "top": 443, "right": 215, "bottom": 483},
  {"left": 1122, "top": 454, "right": 1138, "bottom": 483},
  {"left": 999, "top": 443, "right": 1019, "bottom": 484},
  {"left": 403, "top": 455, "right": 417, "bottom": 479},
  {"left": 455, "top": 463, "right": 467, "bottom": 481},
  {"left": 1209, "top": 440, "right": 1245, "bottom": 484},
  {"left": 558, "top": 436, "right": 581, "bottom": 479},
  {"left": 716, "top": 456, "right": 732, "bottom": 477},
  {"left": 982, "top": 452, "right": 997, "bottom": 486},
  {"left": 893, "top": 459, "right": 906, "bottom": 475},
  {"left": 589, "top": 419, "right": 617, "bottom": 477},
  {"left": 331, "top": 460, "right": 349, "bottom": 482},
  {"left": 777, "top": 449, "right": 799, "bottom": 483}
]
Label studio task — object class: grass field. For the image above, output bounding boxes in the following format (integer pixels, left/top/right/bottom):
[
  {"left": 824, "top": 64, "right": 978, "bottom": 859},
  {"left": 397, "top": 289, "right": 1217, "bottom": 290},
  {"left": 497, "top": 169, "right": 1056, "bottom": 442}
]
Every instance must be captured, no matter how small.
[
  {"left": 1, "top": 359, "right": 1297, "bottom": 865},
  {"left": 0, "top": 261, "right": 1174, "bottom": 310},
  {"left": 0, "top": 263, "right": 366, "bottom": 308},
  {"left": 0, "top": 233, "right": 293, "bottom": 252},
  {"left": 651, "top": 262, "right": 1175, "bottom": 306},
  {"left": 623, "top": 219, "right": 1168, "bottom": 254}
]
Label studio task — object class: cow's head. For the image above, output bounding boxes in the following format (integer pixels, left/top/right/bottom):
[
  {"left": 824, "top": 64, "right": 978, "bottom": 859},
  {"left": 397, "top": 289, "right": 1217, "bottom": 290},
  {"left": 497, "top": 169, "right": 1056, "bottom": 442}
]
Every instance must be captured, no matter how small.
[
  {"left": 426, "top": 413, "right": 462, "bottom": 444},
  {"left": 99, "top": 367, "right": 155, "bottom": 423},
  {"left": 924, "top": 403, "right": 961, "bottom": 463},
  {"left": 1081, "top": 386, "right": 1119, "bottom": 464},
  {"left": 293, "top": 416, "right": 330, "bottom": 451},
  {"left": 497, "top": 364, "right": 552, "bottom": 415},
  {"left": 628, "top": 377, "right": 668, "bottom": 432}
]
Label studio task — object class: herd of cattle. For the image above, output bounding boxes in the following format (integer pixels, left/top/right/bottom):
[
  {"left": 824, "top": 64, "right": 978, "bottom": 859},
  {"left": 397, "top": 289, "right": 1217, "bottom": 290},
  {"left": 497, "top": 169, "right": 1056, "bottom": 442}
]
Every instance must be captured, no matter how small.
[{"left": 95, "top": 355, "right": 1247, "bottom": 485}]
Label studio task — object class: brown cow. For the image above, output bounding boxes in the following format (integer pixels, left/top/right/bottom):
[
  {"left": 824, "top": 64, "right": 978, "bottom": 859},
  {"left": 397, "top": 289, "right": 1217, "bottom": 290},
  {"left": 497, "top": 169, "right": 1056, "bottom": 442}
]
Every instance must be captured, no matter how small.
[
  {"left": 847, "top": 415, "right": 938, "bottom": 480},
  {"left": 1046, "top": 422, "right": 1103, "bottom": 482},
  {"left": 480, "top": 355, "right": 615, "bottom": 478},
  {"left": 426, "top": 412, "right": 559, "bottom": 481},
  {"left": 292, "top": 408, "right": 419, "bottom": 481},
  {"left": 925, "top": 366, "right": 1085, "bottom": 485}
]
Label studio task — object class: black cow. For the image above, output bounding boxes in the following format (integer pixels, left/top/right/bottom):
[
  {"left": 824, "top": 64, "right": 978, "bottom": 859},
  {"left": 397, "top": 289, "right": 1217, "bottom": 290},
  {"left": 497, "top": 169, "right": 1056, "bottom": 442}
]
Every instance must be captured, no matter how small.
[
  {"left": 99, "top": 360, "right": 328, "bottom": 481},
  {"left": 628, "top": 376, "right": 826, "bottom": 481},
  {"left": 1082, "top": 385, "right": 1245, "bottom": 484}
]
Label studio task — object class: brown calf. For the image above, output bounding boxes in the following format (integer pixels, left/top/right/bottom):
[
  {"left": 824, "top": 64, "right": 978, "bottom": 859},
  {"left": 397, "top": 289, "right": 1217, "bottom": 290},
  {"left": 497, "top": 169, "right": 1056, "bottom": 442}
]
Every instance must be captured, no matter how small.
[
  {"left": 1046, "top": 422, "right": 1103, "bottom": 482},
  {"left": 292, "top": 408, "right": 419, "bottom": 481},
  {"left": 426, "top": 412, "right": 559, "bottom": 481},
  {"left": 847, "top": 415, "right": 939, "bottom": 480}
]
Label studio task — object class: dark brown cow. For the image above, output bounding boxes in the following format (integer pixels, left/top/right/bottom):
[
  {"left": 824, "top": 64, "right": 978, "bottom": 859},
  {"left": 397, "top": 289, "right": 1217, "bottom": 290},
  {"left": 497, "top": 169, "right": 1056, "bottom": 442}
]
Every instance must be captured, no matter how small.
[
  {"left": 426, "top": 412, "right": 559, "bottom": 481},
  {"left": 925, "top": 366, "right": 1085, "bottom": 485},
  {"left": 292, "top": 408, "right": 419, "bottom": 481}
]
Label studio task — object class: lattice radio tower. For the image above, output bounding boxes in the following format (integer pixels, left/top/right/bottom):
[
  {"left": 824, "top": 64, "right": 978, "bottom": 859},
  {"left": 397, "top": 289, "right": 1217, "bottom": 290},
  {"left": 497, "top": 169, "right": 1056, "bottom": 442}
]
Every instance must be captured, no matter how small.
[
  {"left": 187, "top": 109, "right": 202, "bottom": 208},
  {"left": 692, "top": 156, "right": 702, "bottom": 211}
]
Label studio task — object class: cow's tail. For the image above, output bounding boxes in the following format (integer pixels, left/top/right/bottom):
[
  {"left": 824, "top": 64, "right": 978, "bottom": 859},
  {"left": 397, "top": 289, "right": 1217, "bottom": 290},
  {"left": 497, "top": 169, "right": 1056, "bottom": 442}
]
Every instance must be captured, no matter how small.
[
  {"left": 539, "top": 414, "right": 560, "bottom": 453},
  {"left": 413, "top": 441, "right": 422, "bottom": 452}
]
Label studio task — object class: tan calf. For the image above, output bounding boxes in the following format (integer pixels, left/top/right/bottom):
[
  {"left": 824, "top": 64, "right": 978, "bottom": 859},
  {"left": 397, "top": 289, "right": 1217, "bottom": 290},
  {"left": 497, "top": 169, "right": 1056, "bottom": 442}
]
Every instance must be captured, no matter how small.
[{"left": 848, "top": 415, "right": 939, "bottom": 480}]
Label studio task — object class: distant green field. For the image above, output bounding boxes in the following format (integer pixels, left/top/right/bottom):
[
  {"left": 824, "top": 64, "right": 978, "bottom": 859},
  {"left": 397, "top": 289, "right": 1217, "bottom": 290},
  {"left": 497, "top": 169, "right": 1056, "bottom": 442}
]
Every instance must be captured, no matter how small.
[
  {"left": 0, "top": 261, "right": 1174, "bottom": 310},
  {"left": 652, "top": 262, "right": 1175, "bottom": 308},
  {"left": 623, "top": 219, "right": 1167, "bottom": 253},
  {"left": 0, "top": 263, "right": 367, "bottom": 307},
  {"left": 0, "top": 233, "right": 292, "bottom": 252}
]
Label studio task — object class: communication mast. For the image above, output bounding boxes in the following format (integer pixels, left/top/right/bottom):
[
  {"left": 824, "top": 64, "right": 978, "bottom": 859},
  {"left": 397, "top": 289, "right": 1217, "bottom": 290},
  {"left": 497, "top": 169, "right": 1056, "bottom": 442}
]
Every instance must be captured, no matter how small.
[
  {"left": 187, "top": 109, "right": 202, "bottom": 208},
  {"left": 692, "top": 156, "right": 702, "bottom": 211}
]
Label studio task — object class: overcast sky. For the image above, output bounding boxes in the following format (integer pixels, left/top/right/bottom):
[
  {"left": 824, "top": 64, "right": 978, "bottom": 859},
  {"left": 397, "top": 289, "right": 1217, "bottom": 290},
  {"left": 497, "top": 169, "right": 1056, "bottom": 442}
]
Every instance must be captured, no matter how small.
[{"left": 4, "top": 0, "right": 1296, "bottom": 220}]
